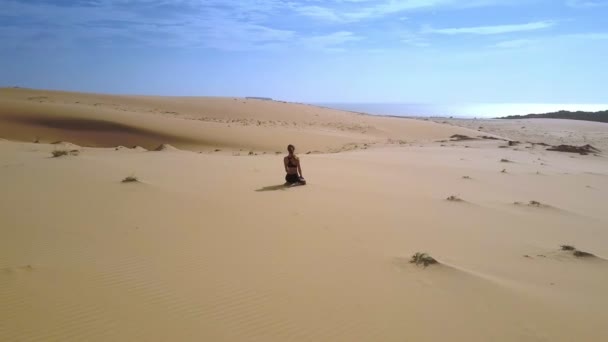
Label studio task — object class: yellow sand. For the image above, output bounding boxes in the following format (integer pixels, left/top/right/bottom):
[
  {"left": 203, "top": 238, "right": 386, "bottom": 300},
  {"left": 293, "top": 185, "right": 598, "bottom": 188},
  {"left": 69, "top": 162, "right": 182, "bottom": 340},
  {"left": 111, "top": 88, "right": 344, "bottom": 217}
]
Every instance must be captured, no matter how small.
[{"left": 1, "top": 88, "right": 608, "bottom": 341}]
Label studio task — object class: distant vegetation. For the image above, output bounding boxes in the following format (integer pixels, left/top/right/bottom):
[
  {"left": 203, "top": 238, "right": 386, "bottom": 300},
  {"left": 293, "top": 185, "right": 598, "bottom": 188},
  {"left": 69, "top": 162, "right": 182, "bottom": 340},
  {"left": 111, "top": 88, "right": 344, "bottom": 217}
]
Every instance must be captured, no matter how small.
[
  {"left": 560, "top": 245, "right": 595, "bottom": 258},
  {"left": 499, "top": 110, "right": 608, "bottom": 123},
  {"left": 446, "top": 195, "right": 463, "bottom": 202},
  {"left": 52, "top": 150, "right": 69, "bottom": 158},
  {"left": 410, "top": 252, "right": 438, "bottom": 267},
  {"left": 245, "top": 97, "right": 273, "bottom": 101},
  {"left": 51, "top": 149, "right": 79, "bottom": 158},
  {"left": 122, "top": 176, "right": 139, "bottom": 183}
]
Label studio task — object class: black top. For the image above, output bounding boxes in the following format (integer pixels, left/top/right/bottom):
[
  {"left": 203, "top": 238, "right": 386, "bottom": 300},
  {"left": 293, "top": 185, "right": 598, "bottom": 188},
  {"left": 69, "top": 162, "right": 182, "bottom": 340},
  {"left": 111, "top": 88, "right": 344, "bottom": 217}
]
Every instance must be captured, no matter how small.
[{"left": 287, "top": 156, "right": 298, "bottom": 168}]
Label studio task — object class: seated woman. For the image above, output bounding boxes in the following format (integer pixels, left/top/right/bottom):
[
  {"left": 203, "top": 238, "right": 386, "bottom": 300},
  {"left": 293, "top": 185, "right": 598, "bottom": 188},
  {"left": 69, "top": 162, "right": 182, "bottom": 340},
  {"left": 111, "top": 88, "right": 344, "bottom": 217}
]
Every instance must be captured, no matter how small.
[{"left": 284, "top": 144, "right": 306, "bottom": 185}]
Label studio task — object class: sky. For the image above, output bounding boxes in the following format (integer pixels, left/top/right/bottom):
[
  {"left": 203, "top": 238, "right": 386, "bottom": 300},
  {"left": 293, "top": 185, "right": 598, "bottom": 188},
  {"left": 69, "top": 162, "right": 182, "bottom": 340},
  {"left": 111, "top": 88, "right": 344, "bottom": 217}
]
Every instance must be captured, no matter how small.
[{"left": 1, "top": 0, "right": 607, "bottom": 103}]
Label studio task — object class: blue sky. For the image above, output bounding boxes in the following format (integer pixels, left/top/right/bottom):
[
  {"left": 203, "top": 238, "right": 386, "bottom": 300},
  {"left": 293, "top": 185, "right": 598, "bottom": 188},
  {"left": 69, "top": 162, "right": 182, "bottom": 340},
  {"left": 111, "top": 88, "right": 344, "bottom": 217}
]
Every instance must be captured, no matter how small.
[{"left": 1, "top": 0, "right": 607, "bottom": 103}]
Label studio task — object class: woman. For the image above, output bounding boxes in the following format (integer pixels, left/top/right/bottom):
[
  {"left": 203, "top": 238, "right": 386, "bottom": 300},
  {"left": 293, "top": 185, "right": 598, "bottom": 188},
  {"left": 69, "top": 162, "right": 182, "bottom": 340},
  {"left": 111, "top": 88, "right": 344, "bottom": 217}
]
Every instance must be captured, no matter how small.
[{"left": 284, "top": 144, "right": 306, "bottom": 185}]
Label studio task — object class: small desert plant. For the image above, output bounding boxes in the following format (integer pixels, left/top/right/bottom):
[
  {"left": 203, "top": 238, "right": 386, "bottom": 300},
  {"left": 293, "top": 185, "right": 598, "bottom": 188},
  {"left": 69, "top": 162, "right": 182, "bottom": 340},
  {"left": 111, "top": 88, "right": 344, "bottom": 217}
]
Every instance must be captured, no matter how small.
[
  {"left": 501, "top": 169, "right": 507, "bottom": 173},
  {"left": 500, "top": 158, "right": 511, "bottom": 163},
  {"left": 560, "top": 245, "right": 595, "bottom": 258},
  {"left": 410, "top": 252, "right": 438, "bottom": 267},
  {"left": 52, "top": 150, "right": 69, "bottom": 158},
  {"left": 122, "top": 175, "right": 139, "bottom": 183},
  {"left": 462, "top": 176, "right": 471, "bottom": 179},
  {"left": 529, "top": 201, "right": 541, "bottom": 207},
  {"left": 446, "top": 195, "right": 463, "bottom": 202},
  {"left": 248, "top": 151, "right": 254, "bottom": 156}
]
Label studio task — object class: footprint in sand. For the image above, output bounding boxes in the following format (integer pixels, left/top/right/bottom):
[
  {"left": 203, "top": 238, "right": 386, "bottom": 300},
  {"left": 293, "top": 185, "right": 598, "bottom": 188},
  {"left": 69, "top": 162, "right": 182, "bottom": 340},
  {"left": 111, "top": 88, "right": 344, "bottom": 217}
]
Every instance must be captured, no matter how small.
[{"left": 2, "top": 265, "right": 35, "bottom": 274}]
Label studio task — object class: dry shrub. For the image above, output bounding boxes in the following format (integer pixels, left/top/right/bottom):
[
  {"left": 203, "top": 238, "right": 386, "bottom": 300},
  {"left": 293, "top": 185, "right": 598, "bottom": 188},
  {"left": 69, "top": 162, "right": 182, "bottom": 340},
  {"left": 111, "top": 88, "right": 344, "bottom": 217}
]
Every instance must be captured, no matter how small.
[{"left": 410, "top": 253, "right": 438, "bottom": 267}]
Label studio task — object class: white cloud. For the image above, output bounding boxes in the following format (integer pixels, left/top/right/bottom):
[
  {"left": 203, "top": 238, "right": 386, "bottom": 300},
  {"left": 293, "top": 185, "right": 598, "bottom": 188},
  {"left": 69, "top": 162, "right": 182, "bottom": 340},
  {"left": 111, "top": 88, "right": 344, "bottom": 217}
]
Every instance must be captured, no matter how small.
[
  {"left": 0, "top": 0, "right": 295, "bottom": 50},
  {"left": 564, "top": 32, "right": 608, "bottom": 39},
  {"left": 289, "top": 0, "right": 525, "bottom": 23},
  {"left": 491, "top": 39, "right": 535, "bottom": 48},
  {"left": 301, "top": 31, "right": 363, "bottom": 50},
  {"left": 291, "top": 5, "right": 344, "bottom": 22},
  {"left": 291, "top": 0, "right": 452, "bottom": 22},
  {"left": 0, "top": 0, "right": 579, "bottom": 53},
  {"left": 565, "top": 0, "right": 608, "bottom": 8},
  {"left": 401, "top": 32, "right": 430, "bottom": 47},
  {"left": 0, "top": 0, "right": 374, "bottom": 51},
  {"left": 425, "top": 21, "right": 555, "bottom": 35},
  {"left": 487, "top": 32, "right": 608, "bottom": 50}
]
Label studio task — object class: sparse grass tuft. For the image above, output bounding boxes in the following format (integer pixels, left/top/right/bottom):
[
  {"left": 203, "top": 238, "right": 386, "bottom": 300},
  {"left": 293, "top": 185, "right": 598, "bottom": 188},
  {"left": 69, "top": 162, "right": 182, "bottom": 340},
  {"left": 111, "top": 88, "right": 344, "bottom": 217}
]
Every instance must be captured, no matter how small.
[
  {"left": 560, "top": 245, "right": 595, "bottom": 258},
  {"left": 446, "top": 195, "right": 463, "bottom": 202},
  {"left": 52, "top": 150, "right": 69, "bottom": 158},
  {"left": 462, "top": 176, "right": 471, "bottom": 179},
  {"left": 122, "top": 176, "right": 139, "bottom": 183},
  {"left": 450, "top": 134, "right": 474, "bottom": 141},
  {"left": 500, "top": 158, "right": 511, "bottom": 163},
  {"left": 529, "top": 200, "right": 542, "bottom": 207},
  {"left": 410, "top": 252, "right": 438, "bottom": 267}
]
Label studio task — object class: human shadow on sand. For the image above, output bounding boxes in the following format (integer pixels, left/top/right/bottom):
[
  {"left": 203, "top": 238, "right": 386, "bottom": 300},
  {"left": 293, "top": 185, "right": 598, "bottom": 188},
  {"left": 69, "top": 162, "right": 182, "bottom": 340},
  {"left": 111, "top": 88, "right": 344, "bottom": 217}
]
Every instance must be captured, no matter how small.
[{"left": 255, "top": 184, "right": 288, "bottom": 192}]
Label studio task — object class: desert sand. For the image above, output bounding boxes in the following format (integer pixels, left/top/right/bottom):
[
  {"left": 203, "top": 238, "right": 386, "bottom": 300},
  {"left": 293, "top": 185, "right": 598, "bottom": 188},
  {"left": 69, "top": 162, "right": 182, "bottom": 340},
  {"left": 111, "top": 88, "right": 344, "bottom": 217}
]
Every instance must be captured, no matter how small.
[{"left": 1, "top": 88, "right": 608, "bottom": 341}]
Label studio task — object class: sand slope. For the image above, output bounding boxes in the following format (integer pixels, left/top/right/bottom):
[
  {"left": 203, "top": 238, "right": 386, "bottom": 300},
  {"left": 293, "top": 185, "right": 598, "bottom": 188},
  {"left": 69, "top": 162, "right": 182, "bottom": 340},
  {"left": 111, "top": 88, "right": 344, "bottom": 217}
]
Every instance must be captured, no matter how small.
[
  {"left": 437, "top": 117, "right": 608, "bottom": 151},
  {"left": 1, "top": 89, "right": 608, "bottom": 341},
  {"left": 1, "top": 88, "right": 476, "bottom": 152}
]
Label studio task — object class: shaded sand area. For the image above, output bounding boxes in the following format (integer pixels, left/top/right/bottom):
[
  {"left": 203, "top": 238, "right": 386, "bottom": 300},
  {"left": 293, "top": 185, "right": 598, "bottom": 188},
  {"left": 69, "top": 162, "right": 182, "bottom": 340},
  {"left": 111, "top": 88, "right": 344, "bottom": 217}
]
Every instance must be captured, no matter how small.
[{"left": 2, "top": 88, "right": 608, "bottom": 341}]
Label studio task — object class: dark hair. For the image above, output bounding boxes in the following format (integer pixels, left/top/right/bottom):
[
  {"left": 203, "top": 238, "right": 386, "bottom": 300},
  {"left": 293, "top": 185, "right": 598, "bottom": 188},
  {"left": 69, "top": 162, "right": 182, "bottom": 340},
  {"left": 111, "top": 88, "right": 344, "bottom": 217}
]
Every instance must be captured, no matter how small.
[{"left": 287, "top": 144, "right": 295, "bottom": 152}]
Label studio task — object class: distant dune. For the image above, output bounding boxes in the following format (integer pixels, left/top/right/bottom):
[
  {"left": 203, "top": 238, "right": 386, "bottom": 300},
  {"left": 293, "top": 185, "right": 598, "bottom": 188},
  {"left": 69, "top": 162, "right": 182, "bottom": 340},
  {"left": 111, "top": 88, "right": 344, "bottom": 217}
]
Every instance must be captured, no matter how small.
[{"left": 0, "top": 87, "right": 477, "bottom": 152}]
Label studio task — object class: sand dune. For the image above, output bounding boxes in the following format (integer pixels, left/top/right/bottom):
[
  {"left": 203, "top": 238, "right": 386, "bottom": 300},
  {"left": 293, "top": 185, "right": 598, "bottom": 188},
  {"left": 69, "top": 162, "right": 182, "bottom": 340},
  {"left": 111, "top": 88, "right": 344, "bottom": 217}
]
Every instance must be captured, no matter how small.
[
  {"left": 1, "top": 89, "right": 608, "bottom": 341},
  {"left": 1, "top": 88, "right": 476, "bottom": 152}
]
